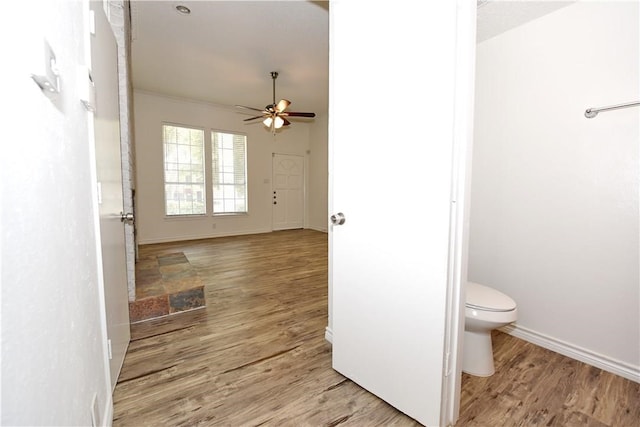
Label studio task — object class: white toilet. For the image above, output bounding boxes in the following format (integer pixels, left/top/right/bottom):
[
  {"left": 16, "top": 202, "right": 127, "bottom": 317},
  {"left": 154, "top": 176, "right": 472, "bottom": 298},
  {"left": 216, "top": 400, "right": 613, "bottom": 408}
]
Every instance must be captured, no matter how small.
[{"left": 462, "top": 281, "right": 517, "bottom": 377}]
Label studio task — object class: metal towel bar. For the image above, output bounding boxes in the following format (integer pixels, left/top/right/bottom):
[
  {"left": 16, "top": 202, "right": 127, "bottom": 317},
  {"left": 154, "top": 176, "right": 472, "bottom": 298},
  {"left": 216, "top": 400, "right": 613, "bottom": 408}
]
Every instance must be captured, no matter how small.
[{"left": 584, "top": 101, "right": 640, "bottom": 118}]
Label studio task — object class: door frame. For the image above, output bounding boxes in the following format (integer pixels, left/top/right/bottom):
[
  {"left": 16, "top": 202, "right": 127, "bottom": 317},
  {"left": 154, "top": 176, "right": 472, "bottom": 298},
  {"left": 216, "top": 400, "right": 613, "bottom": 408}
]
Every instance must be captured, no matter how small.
[
  {"left": 439, "top": 1, "right": 478, "bottom": 423},
  {"left": 88, "top": 0, "right": 131, "bottom": 392}
]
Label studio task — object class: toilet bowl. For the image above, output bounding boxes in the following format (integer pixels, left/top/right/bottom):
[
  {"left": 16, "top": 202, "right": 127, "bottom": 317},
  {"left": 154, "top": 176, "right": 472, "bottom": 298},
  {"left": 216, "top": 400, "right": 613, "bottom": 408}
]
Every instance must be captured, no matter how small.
[{"left": 462, "top": 281, "right": 517, "bottom": 377}]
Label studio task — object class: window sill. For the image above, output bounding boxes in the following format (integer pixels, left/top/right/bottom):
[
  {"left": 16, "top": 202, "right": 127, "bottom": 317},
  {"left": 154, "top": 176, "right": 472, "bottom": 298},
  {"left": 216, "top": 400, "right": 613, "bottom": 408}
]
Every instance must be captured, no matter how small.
[
  {"left": 163, "top": 214, "right": 208, "bottom": 221},
  {"left": 212, "top": 212, "right": 249, "bottom": 217}
]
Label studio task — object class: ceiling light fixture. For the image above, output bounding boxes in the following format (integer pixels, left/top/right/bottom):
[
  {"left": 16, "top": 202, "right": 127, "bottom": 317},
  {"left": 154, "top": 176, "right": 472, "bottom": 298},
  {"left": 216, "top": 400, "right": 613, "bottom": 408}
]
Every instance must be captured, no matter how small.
[
  {"left": 235, "top": 71, "right": 316, "bottom": 134},
  {"left": 175, "top": 5, "right": 191, "bottom": 15},
  {"left": 263, "top": 115, "right": 285, "bottom": 130}
]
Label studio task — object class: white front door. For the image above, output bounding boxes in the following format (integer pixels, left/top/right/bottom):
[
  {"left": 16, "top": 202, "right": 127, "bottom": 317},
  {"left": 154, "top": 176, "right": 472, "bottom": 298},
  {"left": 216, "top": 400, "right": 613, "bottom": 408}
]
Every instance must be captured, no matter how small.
[
  {"left": 272, "top": 153, "right": 304, "bottom": 230},
  {"left": 90, "top": 0, "right": 131, "bottom": 390},
  {"left": 329, "top": 1, "right": 473, "bottom": 425}
]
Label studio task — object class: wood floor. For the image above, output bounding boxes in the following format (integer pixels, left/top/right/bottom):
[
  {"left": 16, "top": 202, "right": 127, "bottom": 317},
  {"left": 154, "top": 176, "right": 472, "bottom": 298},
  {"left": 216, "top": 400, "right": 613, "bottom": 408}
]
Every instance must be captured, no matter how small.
[{"left": 113, "top": 230, "right": 640, "bottom": 427}]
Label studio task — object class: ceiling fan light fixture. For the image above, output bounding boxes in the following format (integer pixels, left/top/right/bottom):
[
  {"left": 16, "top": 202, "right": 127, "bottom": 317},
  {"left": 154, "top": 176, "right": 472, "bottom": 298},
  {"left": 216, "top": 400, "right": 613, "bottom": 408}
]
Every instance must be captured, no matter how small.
[
  {"left": 273, "top": 116, "right": 285, "bottom": 129},
  {"left": 236, "top": 70, "right": 316, "bottom": 133}
]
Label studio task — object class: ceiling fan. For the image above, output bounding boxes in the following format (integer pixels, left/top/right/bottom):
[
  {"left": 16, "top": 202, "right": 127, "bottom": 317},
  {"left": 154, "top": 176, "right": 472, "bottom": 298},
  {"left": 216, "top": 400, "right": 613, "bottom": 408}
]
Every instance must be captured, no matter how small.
[{"left": 236, "top": 71, "right": 316, "bottom": 133}]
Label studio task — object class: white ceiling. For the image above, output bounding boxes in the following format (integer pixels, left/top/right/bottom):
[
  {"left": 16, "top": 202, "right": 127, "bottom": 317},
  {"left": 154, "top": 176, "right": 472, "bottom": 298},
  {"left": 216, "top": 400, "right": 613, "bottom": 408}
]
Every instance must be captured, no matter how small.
[
  {"left": 130, "top": 1, "right": 329, "bottom": 115},
  {"left": 129, "top": 1, "right": 574, "bottom": 116}
]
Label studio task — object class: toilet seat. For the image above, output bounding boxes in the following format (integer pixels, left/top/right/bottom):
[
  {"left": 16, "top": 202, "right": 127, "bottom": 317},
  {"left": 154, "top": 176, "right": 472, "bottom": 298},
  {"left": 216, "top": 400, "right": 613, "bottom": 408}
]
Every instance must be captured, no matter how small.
[{"left": 466, "top": 281, "right": 516, "bottom": 312}]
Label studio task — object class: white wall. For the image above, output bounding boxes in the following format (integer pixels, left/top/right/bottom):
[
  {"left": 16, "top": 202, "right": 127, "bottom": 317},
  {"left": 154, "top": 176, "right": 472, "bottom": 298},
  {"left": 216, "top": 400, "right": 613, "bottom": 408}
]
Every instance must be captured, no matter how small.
[
  {"left": 1, "top": 0, "right": 112, "bottom": 424},
  {"left": 134, "top": 91, "right": 328, "bottom": 243},
  {"left": 470, "top": 1, "right": 639, "bottom": 381}
]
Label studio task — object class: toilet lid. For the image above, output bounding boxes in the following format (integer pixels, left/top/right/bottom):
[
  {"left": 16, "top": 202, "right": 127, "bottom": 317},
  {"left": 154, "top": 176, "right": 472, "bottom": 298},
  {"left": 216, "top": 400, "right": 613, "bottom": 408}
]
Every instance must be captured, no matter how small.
[{"left": 466, "top": 281, "right": 516, "bottom": 312}]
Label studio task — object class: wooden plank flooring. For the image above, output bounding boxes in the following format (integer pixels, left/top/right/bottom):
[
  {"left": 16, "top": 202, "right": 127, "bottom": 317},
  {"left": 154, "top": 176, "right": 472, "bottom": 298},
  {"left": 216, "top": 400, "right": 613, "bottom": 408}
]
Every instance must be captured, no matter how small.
[
  {"left": 459, "top": 331, "right": 640, "bottom": 427},
  {"left": 113, "top": 230, "right": 639, "bottom": 427}
]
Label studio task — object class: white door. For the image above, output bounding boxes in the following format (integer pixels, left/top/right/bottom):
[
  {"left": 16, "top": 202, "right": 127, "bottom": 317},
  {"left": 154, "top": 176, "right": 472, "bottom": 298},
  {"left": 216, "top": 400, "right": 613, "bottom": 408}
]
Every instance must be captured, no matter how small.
[
  {"left": 90, "top": 0, "right": 131, "bottom": 390},
  {"left": 329, "top": 1, "right": 473, "bottom": 426},
  {"left": 272, "top": 153, "right": 304, "bottom": 230}
]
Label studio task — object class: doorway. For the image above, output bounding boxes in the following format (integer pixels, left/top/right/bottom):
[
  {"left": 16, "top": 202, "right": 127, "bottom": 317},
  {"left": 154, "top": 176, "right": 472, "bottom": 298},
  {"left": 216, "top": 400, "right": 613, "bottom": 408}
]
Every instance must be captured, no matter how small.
[{"left": 272, "top": 153, "right": 305, "bottom": 231}]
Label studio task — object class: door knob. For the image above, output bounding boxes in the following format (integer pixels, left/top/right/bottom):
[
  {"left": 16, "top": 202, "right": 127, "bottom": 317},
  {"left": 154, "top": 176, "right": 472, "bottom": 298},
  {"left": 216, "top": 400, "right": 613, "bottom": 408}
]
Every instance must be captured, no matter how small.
[
  {"left": 120, "top": 212, "right": 134, "bottom": 223},
  {"left": 330, "top": 212, "right": 346, "bottom": 225}
]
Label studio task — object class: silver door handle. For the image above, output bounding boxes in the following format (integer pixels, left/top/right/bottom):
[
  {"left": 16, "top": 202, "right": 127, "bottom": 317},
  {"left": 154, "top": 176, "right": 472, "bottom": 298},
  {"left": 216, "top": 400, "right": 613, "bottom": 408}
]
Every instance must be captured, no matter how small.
[
  {"left": 120, "top": 212, "right": 134, "bottom": 223},
  {"left": 330, "top": 212, "right": 346, "bottom": 225}
]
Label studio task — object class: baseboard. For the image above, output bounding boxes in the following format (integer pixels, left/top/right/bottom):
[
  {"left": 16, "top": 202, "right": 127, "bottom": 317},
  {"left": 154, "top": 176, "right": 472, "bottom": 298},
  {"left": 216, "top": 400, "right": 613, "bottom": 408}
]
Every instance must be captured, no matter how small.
[
  {"left": 138, "top": 227, "right": 328, "bottom": 245},
  {"left": 325, "top": 326, "right": 333, "bottom": 344},
  {"left": 500, "top": 324, "right": 640, "bottom": 383},
  {"left": 138, "top": 228, "right": 272, "bottom": 245}
]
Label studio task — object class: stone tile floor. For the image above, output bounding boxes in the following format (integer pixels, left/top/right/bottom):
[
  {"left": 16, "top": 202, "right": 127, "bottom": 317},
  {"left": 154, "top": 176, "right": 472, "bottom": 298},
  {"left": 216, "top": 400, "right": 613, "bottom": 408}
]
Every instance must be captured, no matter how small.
[{"left": 129, "top": 252, "right": 205, "bottom": 323}]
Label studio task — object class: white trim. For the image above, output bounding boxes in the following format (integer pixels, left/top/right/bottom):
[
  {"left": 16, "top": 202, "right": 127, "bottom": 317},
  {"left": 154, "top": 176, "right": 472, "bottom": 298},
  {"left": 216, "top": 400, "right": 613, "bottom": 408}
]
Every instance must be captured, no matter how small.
[
  {"left": 440, "top": 1, "right": 477, "bottom": 425},
  {"left": 102, "top": 393, "right": 114, "bottom": 427},
  {"left": 325, "top": 326, "right": 333, "bottom": 344},
  {"left": 137, "top": 228, "right": 272, "bottom": 245},
  {"left": 138, "top": 227, "right": 326, "bottom": 245},
  {"left": 83, "top": 0, "right": 114, "bottom": 408},
  {"left": 501, "top": 324, "right": 640, "bottom": 384},
  {"left": 307, "top": 225, "right": 328, "bottom": 233}
]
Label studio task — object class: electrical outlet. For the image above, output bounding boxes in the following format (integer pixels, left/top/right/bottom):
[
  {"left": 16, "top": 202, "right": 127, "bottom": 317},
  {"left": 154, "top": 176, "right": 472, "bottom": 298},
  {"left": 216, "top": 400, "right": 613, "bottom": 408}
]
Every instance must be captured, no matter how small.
[
  {"left": 90, "top": 393, "right": 100, "bottom": 427},
  {"left": 212, "top": 223, "right": 216, "bottom": 229}
]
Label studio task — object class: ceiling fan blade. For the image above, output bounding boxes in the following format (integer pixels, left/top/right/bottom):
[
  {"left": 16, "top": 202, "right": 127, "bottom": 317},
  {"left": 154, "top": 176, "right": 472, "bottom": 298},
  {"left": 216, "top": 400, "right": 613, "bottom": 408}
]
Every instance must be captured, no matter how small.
[
  {"left": 282, "top": 117, "right": 291, "bottom": 126},
  {"left": 243, "top": 115, "right": 266, "bottom": 122},
  {"left": 282, "top": 112, "right": 316, "bottom": 118},
  {"left": 236, "top": 105, "right": 266, "bottom": 113},
  {"left": 275, "top": 99, "right": 291, "bottom": 113}
]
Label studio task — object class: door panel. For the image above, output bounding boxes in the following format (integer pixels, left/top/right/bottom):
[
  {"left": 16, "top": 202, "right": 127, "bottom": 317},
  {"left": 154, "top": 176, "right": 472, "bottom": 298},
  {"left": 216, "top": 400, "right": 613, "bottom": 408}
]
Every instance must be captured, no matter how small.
[
  {"left": 329, "top": 1, "right": 464, "bottom": 425},
  {"left": 90, "top": 0, "right": 130, "bottom": 390},
  {"left": 273, "top": 153, "right": 304, "bottom": 230}
]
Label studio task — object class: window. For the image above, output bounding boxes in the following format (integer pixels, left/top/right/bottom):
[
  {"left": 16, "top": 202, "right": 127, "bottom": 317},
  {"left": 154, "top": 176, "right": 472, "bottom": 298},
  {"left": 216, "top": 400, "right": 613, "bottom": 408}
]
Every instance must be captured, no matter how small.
[
  {"left": 162, "top": 124, "right": 206, "bottom": 216},
  {"left": 212, "top": 131, "right": 247, "bottom": 214}
]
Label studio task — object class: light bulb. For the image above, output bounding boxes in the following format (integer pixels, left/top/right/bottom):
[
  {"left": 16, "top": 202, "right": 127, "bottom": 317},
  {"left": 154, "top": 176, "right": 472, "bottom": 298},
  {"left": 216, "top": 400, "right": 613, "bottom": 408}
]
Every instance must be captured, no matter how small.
[
  {"left": 263, "top": 117, "right": 273, "bottom": 127},
  {"left": 274, "top": 116, "right": 285, "bottom": 129}
]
